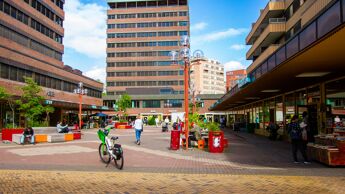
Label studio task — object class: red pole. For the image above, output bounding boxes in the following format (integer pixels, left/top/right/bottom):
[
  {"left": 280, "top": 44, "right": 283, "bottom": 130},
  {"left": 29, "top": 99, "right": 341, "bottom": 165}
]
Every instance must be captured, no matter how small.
[
  {"left": 184, "top": 59, "right": 189, "bottom": 149},
  {"left": 79, "top": 93, "right": 82, "bottom": 130}
]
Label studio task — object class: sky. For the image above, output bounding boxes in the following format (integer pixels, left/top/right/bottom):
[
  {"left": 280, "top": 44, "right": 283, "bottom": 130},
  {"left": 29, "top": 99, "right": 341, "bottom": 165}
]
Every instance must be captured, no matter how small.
[{"left": 63, "top": 0, "right": 268, "bottom": 83}]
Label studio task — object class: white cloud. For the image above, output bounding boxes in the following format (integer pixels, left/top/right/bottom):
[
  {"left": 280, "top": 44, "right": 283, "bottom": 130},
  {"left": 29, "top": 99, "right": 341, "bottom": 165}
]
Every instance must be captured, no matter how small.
[
  {"left": 223, "top": 61, "right": 247, "bottom": 72},
  {"left": 230, "top": 44, "right": 247, "bottom": 50},
  {"left": 83, "top": 66, "right": 106, "bottom": 84},
  {"left": 191, "top": 22, "right": 208, "bottom": 31},
  {"left": 64, "top": 0, "right": 107, "bottom": 58},
  {"left": 191, "top": 28, "right": 248, "bottom": 45}
]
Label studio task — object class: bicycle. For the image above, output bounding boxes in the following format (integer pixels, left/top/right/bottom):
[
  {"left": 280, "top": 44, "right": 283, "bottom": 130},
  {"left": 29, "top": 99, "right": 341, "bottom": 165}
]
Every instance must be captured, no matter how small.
[{"left": 97, "top": 128, "right": 124, "bottom": 170}]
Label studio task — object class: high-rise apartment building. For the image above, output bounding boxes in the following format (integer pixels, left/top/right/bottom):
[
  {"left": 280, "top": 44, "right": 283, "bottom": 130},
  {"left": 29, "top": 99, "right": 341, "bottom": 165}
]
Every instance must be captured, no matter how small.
[
  {"left": 190, "top": 58, "right": 225, "bottom": 95},
  {"left": 106, "top": 0, "right": 189, "bottom": 96},
  {"left": 226, "top": 69, "right": 246, "bottom": 91},
  {"left": 0, "top": 0, "right": 103, "bottom": 127}
]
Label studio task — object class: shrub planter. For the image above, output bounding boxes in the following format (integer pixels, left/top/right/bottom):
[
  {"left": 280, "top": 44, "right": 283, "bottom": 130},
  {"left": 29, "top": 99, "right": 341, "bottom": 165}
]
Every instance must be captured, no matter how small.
[
  {"left": 1, "top": 129, "right": 24, "bottom": 141},
  {"left": 115, "top": 122, "right": 128, "bottom": 128},
  {"left": 208, "top": 131, "right": 224, "bottom": 153}
]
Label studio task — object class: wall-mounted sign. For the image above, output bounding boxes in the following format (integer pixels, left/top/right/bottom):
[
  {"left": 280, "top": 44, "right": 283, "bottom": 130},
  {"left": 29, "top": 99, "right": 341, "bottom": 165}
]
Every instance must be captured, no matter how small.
[
  {"left": 91, "top": 105, "right": 97, "bottom": 109},
  {"left": 45, "top": 100, "right": 53, "bottom": 105}
]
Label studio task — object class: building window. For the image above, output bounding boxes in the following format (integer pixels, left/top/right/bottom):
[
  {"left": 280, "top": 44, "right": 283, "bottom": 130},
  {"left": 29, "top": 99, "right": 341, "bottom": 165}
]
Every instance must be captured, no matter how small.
[
  {"left": 143, "top": 100, "right": 161, "bottom": 108},
  {"left": 131, "top": 100, "right": 140, "bottom": 108},
  {"left": 164, "top": 100, "right": 183, "bottom": 108}
]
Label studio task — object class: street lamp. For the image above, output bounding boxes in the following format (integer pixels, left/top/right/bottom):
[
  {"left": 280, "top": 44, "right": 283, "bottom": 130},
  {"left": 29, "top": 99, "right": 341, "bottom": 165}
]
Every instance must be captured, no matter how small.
[
  {"left": 74, "top": 82, "right": 88, "bottom": 130},
  {"left": 169, "top": 35, "right": 192, "bottom": 149}
]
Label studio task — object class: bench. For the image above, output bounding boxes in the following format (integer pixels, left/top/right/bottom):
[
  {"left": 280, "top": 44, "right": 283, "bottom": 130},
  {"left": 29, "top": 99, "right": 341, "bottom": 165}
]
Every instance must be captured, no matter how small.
[{"left": 11, "top": 126, "right": 80, "bottom": 144}]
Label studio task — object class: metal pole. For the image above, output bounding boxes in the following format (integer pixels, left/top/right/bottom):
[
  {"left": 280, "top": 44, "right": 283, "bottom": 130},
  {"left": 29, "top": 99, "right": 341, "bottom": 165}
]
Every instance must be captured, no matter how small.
[
  {"left": 79, "top": 93, "right": 82, "bottom": 130},
  {"left": 184, "top": 59, "right": 189, "bottom": 149}
]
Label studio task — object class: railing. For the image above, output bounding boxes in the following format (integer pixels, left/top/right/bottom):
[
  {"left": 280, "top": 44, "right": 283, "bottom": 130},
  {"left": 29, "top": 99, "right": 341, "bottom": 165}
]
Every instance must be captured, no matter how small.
[
  {"left": 246, "top": 0, "right": 285, "bottom": 44},
  {"left": 269, "top": 17, "right": 286, "bottom": 23},
  {"left": 246, "top": 23, "right": 286, "bottom": 59},
  {"left": 247, "top": 44, "right": 281, "bottom": 73}
]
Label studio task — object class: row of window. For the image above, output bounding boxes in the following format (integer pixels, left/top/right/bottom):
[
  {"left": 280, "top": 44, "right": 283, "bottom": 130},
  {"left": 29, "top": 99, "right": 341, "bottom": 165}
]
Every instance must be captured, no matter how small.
[
  {"left": 107, "top": 41, "right": 178, "bottom": 48},
  {"left": 107, "top": 21, "right": 188, "bottom": 29},
  {"left": 104, "top": 99, "right": 200, "bottom": 108},
  {"left": 107, "top": 61, "right": 179, "bottom": 67},
  {"left": 0, "top": 1, "right": 63, "bottom": 44},
  {"left": 107, "top": 71, "right": 182, "bottom": 77},
  {"left": 108, "top": 11, "right": 188, "bottom": 19},
  {"left": 106, "top": 90, "right": 185, "bottom": 96},
  {"left": 109, "top": 0, "right": 188, "bottom": 9},
  {"left": 0, "top": 24, "right": 62, "bottom": 61},
  {"left": 107, "top": 51, "right": 171, "bottom": 58},
  {"left": 25, "top": 0, "right": 63, "bottom": 27},
  {"left": 50, "top": 0, "right": 64, "bottom": 10},
  {"left": 107, "top": 80, "right": 184, "bottom": 87},
  {"left": 107, "top": 31, "right": 188, "bottom": 38},
  {"left": 0, "top": 62, "right": 102, "bottom": 98}
]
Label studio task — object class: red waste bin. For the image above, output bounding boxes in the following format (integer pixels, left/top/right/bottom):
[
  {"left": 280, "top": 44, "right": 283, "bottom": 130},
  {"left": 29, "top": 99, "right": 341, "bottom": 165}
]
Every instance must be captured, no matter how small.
[
  {"left": 170, "top": 130, "right": 180, "bottom": 150},
  {"left": 208, "top": 131, "right": 224, "bottom": 153}
]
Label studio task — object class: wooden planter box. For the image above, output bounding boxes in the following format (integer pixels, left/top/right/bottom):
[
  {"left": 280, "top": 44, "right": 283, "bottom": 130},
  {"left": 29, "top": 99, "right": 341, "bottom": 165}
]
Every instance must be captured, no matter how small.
[{"left": 1, "top": 129, "right": 24, "bottom": 141}]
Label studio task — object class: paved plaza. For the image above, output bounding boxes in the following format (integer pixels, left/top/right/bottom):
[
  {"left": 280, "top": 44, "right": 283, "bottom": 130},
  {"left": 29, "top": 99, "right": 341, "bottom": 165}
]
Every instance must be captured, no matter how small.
[{"left": 0, "top": 126, "right": 344, "bottom": 193}]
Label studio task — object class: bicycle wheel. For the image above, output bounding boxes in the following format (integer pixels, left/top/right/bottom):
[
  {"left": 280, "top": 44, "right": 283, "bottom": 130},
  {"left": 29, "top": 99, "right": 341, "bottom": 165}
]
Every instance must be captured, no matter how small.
[
  {"left": 98, "top": 143, "right": 111, "bottom": 164},
  {"left": 114, "top": 148, "right": 124, "bottom": 170}
]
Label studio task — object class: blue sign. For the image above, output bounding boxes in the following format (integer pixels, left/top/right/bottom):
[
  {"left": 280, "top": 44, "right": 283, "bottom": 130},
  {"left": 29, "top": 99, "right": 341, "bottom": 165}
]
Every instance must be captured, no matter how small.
[{"left": 238, "top": 77, "right": 252, "bottom": 88}]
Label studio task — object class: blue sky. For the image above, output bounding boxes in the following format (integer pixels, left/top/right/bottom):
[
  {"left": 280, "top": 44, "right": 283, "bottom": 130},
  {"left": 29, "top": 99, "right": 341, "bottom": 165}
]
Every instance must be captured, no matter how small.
[{"left": 63, "top": 0, "right": 268, "bottom": 83}]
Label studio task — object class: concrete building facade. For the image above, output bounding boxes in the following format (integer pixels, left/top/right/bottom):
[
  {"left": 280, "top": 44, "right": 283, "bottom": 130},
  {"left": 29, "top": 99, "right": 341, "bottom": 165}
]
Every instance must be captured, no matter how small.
[
  {"left": 0, "top": 0, "right": 103, "bottom": 127},
  {"left": 190, "top": 57, "right": 225, "bottom": 95},
  {"left": 106, "top": 0, "right": 189, "bottom": 96},
  {"left": 211, "top": 0, "right": 345, "bottom": 138}
]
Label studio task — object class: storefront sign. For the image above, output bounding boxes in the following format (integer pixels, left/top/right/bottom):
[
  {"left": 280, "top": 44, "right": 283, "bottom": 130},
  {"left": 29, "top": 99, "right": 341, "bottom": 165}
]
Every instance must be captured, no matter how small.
[
  {"left": 101, "top": 106, "right": 109, "bottom": 110},
  {"left": 238, "top": 77, "right": 251, "bottom": 88},
  {"left": 45, "top": 100, "right": 53, "bottom": 105},
  {"left": 91, "top": 105, "right": 97, "bottom": 109}
]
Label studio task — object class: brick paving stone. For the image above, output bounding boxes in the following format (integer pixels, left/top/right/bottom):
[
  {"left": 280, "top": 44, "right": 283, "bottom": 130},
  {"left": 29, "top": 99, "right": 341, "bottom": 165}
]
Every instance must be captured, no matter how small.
[{"left": 0, "top": 170, "right": 345, "bottom": 194}]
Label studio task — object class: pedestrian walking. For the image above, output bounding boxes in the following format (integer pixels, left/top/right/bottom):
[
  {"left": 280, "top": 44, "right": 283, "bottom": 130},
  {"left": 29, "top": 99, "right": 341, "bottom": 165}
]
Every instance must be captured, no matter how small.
[
  {"left": 134, "top": 115, "right": 143, "bottom": 145},
  {"left": 155, "top": 117, "right": 159, "bottom": 127},
  {"left": 288, "top": 115, "right": 310, "bottom": 164}
]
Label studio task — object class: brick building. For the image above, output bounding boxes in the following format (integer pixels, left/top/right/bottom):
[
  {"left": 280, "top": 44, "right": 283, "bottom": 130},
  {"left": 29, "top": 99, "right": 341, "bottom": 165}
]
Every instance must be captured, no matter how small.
[
  {"left": 226, "top": 69, "right": 246, "bottom": 92},
  {"left": 0, "top": 0, "right": 103, "bottom": 127}
]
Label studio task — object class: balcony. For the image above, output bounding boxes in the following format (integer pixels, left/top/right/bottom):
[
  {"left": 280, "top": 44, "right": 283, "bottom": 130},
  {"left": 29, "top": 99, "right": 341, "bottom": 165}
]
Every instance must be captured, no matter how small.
[
  {"left": 247, "top": 44, "right": 281, "bottom": 73},
  {"left": 246, "top": 0, "right": 285, "bottom": 44},
  {"left": 246, "top": 22, "right": 286, "bottom": 60}
]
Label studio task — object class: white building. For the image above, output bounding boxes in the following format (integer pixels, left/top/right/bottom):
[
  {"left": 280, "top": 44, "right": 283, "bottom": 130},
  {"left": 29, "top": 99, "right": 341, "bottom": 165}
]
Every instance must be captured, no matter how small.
[{"left": 190, "top": 58, "right": 225, "bottom": 95}]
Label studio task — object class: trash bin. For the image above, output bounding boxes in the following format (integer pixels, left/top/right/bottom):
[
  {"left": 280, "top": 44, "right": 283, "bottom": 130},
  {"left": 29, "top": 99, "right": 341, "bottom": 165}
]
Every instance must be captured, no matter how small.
[
  {"left": 208, "top": 131, "right": 224, "bottom": 153},
  {"left": 170, "top": 130, "right": 180, "bottom": 150}
]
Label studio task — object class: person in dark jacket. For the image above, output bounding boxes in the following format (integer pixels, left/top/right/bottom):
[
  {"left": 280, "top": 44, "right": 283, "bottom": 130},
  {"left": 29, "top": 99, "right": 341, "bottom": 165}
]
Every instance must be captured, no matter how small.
[
  {"left": 288, "top": 115, "right": 310, "bottom": 164},
  {"left": 20, "top": 127, "right": 35, "bottom": 144}
]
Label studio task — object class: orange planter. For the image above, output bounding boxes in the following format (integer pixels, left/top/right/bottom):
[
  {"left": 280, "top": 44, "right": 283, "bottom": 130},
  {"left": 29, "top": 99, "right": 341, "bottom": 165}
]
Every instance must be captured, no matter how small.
[
  {"left": 198, "top": 140, "right": 204, "bottom": 149},
  {"left": 35, "top": 134, "right": 47, "bottom": 143},
  {"left": 64, "top": 134, "right": 74, "bottom": 141}
]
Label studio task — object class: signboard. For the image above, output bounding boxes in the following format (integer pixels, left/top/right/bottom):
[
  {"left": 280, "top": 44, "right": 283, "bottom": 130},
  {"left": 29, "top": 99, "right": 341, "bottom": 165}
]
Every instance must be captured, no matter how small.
[{"left": 91, "top": 105, "right": 97, "bottom": 109}]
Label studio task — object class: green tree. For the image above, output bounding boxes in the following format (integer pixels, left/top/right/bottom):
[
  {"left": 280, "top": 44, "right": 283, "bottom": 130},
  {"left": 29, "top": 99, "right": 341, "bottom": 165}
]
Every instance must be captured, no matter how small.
[
  {"left": 116, "top": 94, "right": 131, "bottom": 120},
  {"left": 0, "top": 87, "right": 16, "bottom": 128},
  {"left": 16, "top": 77, "right": 54, "bottom": 127}
]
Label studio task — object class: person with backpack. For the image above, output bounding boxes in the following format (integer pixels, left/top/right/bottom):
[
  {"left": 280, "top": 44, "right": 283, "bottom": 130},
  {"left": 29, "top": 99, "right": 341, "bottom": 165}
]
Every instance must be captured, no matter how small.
[{"left": 288, "top": 115, "right": 310, "bottom": 164}]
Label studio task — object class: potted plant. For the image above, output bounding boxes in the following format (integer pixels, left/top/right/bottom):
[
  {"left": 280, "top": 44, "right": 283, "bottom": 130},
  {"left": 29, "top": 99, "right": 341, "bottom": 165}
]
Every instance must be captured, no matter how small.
[{"left": 207, "top": 122, "right": 224, "bottom": 153}]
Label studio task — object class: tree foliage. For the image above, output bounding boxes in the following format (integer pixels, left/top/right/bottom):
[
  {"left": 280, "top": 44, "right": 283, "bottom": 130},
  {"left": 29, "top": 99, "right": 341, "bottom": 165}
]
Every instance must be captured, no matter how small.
[
  {"left": 117, "top": 94, "right": 131, "bottom": 113},
  {"left": 16, "top": 77, "right": 54, "bottom": 127},
  {"left": 0, "top": 87, "right": 16, "bottom": 128}
]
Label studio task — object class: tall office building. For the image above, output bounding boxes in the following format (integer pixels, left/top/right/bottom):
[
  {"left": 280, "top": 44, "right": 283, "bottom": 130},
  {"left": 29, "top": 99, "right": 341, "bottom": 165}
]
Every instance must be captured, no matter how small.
[
  {"left": 190, "top": 57, "right": 225, "bottom": 95},
  {"left": 106, "top": 0, "right": 189, "bottom": 96},
  {"left": 0, "top": 0, "right": 103, "bottom": 127}
]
